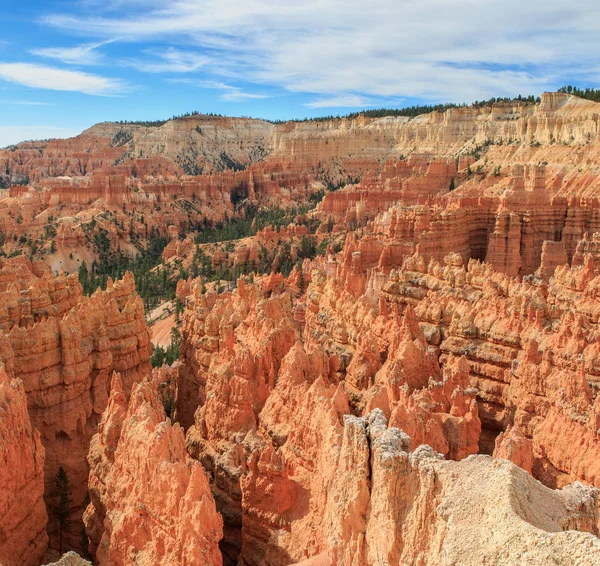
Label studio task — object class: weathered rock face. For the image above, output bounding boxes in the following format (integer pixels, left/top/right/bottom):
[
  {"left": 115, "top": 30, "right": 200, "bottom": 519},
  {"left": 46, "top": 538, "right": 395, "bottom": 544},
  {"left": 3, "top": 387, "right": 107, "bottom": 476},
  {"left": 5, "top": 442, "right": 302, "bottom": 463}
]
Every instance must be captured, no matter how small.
[
  {"left": 316, "top": 163, "right": 600, "bottom": 279},
  {"left": 0, "top": 259, "right": 152, "bottom": 552},
  {"left": 44, "top": 551, "right": 92, "bottom": 566},
  {"left": 313, "top": 411, "right": 600, "bottom": 566},
  {"left": 84, "top": 370, "right": 223, "bottom": 566},
  {"left": 179, "top": 272, "right": 482, "bottom": 565},
  {"left": 181, "top": 281, "right": 299, "bottom": 563},
  {"left": 292, "top": 177, "right": 600, "bottom": 491},
  {"left": 303, "top": 267, "right": 481, "bottom": 461},
  {"left": 0, "top": 366, "right": 48, "bottom": 566},
  {"left": 240, "top": 342, "right": 349, "bottom": 565}
]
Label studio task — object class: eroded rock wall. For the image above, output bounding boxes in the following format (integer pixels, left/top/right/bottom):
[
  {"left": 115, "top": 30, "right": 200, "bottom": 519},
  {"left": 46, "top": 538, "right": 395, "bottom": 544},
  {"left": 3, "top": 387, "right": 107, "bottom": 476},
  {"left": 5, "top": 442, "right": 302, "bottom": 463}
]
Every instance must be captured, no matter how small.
[
  {"left": 315, "top": 411, "right": 600, "bottom": 566},
  {"left": 179, "top": 272, "right": 481, "bottom": 564},
  {"left": 0, "top": 260, "right": 152, "bottom": 552}
]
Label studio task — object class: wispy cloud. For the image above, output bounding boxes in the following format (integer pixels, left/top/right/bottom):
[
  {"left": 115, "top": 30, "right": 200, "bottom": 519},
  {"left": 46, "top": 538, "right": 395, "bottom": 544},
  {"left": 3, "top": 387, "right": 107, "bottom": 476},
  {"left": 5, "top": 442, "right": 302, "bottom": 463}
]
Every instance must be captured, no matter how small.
[
  {"left": 0, "top": 99, "right": 50, "bottom": 106},
  {"left": 31, "top": 40, "right": 114, "bottom": 65},
  {"left": 0, "top": 63, "right": 126, "bottom": 95},
  {"left": 43, "top": 0, "right": 600, "bottom": 104},
  {"left": 0, "top": 125, "right": 80, "bottom": 148},
  {"left": 220, "top": 89, "right": 268, "bottom": 102},
  {"left": 306, "top": 95, "right": 378, "bottom": 108},
  {"left": 170, "top": 78, "right": 269, "bottom": 101},
  {"left": 122, "top": 47, "right": 209, "bottom": 73}
]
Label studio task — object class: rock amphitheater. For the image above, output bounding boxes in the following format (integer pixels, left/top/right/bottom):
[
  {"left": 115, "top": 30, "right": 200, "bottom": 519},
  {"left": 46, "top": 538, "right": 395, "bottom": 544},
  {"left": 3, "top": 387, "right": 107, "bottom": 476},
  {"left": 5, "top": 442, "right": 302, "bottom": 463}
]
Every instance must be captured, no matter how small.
[{"left": 2, "top": 92, "right": 600, "bottom": 565}]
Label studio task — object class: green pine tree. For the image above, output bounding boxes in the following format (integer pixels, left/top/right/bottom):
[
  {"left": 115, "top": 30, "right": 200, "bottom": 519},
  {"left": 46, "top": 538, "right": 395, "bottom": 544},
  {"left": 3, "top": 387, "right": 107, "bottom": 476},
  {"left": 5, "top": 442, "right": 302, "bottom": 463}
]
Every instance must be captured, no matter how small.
[{"left": 52, "top": 466, "right": 72, "bottom": 556}]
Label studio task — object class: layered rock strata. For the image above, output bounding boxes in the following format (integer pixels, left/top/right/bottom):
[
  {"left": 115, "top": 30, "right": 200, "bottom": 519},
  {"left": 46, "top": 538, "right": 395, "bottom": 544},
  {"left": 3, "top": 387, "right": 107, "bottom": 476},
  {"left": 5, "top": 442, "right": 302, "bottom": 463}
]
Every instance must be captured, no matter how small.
[{"left": 0, "top": 259, "right": 152, "bottom": 551}]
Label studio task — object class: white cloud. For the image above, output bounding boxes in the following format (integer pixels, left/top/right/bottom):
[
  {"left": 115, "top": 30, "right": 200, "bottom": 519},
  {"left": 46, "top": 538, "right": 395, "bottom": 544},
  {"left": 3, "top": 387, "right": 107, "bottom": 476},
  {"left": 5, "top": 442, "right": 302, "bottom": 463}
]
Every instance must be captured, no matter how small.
[
  {"left": 306, "top": 95, "right": 378, "bottom": 108},
  {"left": 0, "top": 63, "right": 126, "bottom": 95},
  {"left": 220, "top": 89, "right": 268, "bottom": 102},
  {"left": 43, "top": 0, "right": 600, "bottom": 102},
  {"left": 122, "top": 47, "right": 209, "bottom": 72},
  {"left": 31, "top": 40, "right": 114, "bottom": 65},
  {"left": 170, "top": 78, "right": 269, "bottom": 101},
  {"left": 0, "top": 99, "right": 50, "bottom": 106},
  {"left": 0, "top": 125, "right": 80, "bottom": 148}
]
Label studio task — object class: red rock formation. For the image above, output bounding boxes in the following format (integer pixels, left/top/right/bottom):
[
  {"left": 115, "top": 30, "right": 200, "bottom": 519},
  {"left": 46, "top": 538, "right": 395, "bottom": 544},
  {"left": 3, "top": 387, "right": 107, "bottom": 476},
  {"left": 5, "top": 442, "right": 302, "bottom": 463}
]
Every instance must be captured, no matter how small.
[
  {"left": 179, "top": 272, "right": 481, "bottom": 564},
  {"left": 0, "top": 365, "right": 48, "bottom": 566},
  {"left": 308, "top": 243, "right": 600, "bottom": 489},
  {"left": 240, "top": 342, "right": 348, "bottom": 565},
  {"left": 84, "top": 369, "right": 222, "bottom": 565},
  {"left": 5, "top": 92, "right": 600, "bottom": 270},
  {"left": 0, "top": 260, "right": 152, "bottom": 552},
  {"left": 6, "top": 93, "right": 600, "bottom": 564},
  {"left": 84, "top": 371, "right": 222, "bottom": 565},
  {"left": 316, "top": 411, "right": 600, "bottom": 565}
]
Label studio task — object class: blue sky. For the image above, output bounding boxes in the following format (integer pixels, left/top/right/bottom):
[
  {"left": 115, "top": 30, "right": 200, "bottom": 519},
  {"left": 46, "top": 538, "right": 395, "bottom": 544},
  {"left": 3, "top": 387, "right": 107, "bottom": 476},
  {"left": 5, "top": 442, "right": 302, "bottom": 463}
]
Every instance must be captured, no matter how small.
[{"left": 0, "top": 0, "right": 598, "bottom": 146}]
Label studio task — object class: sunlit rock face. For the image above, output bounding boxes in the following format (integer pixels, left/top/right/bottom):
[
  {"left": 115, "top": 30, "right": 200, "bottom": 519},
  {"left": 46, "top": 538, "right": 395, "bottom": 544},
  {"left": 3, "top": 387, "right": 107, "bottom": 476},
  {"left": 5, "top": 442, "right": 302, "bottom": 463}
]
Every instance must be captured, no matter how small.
[
  {"left": 178, "top": 271, "right": 481, "bottom": 564},
  {"left": 84, "top": 370, "right": 223, "bottom": 566},
  {"left": 310, "top": 411, "right": 600, "bottom": 566},
  {"left": 0, "top": 366, "right": 48, "bottom": 566}
]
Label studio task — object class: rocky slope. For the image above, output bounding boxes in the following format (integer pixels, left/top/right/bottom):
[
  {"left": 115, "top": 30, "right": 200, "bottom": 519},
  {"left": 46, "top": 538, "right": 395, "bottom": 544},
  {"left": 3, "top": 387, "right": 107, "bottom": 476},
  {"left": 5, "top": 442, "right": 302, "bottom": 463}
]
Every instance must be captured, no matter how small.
[
  {"left": 172, "top": 219, "right": 600, "bottom": 563},
  {"left": 299, "top": 236, "right": 600, "bottom": 488},
  {"left": 175, "top": 271, "right": 479, "bottom": 564}
]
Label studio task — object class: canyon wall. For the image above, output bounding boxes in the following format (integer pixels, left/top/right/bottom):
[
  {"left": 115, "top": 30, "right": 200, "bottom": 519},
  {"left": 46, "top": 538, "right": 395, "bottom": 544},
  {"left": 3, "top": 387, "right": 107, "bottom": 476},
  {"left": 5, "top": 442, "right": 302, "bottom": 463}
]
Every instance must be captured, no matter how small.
[
  {"left": 3, "top": 92, "right": 600, "bottom": 271},
  {"left": 0, "top": 258, "right": 152, "bottom": 553},
  {"left": 174, "top": 254, "right": 600, "bottom": 564}
]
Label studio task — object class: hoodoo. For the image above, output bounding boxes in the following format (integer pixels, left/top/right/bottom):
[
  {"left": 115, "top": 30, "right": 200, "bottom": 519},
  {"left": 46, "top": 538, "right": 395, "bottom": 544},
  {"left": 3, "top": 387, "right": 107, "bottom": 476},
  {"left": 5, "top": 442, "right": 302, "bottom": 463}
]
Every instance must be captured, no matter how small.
[{"left": 2, "top": 69, "right": 600, "bottom": 565}]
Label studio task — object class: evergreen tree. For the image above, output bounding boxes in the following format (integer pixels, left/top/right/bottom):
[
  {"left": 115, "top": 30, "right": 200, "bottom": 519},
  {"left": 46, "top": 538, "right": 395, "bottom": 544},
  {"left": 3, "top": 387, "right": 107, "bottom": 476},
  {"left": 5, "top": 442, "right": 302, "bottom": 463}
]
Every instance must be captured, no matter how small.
[{"left": 52, "top": 466, "right": 72, "bottom": 556}]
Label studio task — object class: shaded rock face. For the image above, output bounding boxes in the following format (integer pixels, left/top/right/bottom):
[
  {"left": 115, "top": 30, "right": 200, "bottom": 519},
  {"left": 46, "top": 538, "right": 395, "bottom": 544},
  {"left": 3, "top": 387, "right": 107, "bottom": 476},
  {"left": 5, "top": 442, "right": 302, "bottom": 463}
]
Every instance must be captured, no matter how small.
[
  {"left": 0, "top": 259, "right": 152, "bottom": 553},
  {"left": 0, "top": 366, "right": 48, "bottom": 566},
  {"left": 84, "top": 370, "right": 223, "bottom": 566},
  {"left": 316, "top": 163, "right": 600, "bottom": 280},
  {"left": 315, "top": 411, "right": 600, "bottom": 566}
]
